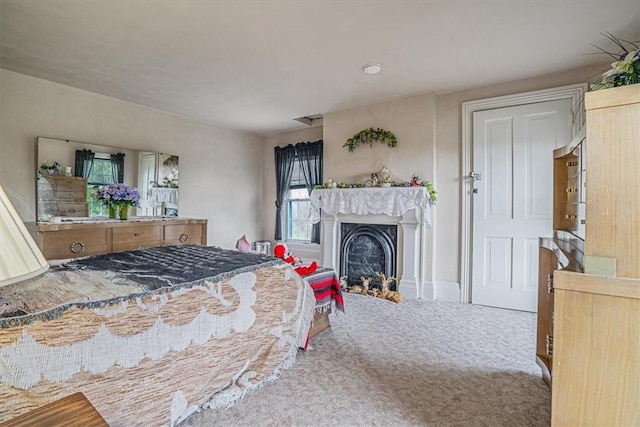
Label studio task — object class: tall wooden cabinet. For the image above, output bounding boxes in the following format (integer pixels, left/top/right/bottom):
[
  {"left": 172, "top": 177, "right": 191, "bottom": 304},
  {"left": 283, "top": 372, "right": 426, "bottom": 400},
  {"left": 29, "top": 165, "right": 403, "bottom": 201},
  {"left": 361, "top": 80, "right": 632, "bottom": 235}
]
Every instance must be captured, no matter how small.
[{"left": 551, "top": 85, "right": 640, "bottom": 426}]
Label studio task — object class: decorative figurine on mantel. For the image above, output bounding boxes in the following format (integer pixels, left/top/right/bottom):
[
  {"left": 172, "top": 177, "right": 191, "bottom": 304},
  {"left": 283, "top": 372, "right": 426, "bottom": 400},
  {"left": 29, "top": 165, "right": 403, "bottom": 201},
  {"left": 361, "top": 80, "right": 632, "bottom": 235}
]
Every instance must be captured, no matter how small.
[
  {"left": 380, "top": 166, "right": 390, "bottom": 182},
  {"left": 379, "top": 166, "right": 392, "bottom": 187}
]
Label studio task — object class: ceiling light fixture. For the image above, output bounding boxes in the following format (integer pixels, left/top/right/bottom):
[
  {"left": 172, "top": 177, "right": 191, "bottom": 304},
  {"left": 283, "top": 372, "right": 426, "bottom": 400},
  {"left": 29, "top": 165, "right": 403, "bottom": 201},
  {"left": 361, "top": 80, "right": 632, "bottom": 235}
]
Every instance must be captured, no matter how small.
[{"left": 363, "top": 63, "right": 382, "bottom": 75}]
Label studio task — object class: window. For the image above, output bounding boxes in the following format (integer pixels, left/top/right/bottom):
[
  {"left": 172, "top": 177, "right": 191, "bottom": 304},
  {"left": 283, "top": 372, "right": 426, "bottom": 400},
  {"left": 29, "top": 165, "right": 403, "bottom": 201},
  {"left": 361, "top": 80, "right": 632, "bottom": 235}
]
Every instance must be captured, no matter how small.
[
  {"left": 286, "top": 159, "right": 312, "bottom": 242},
  {"left": 274, "top": 139, "right": 322, "bottom": 243},
  {"left": 87, "top": 156, "right": 114, "bottom": 216}
]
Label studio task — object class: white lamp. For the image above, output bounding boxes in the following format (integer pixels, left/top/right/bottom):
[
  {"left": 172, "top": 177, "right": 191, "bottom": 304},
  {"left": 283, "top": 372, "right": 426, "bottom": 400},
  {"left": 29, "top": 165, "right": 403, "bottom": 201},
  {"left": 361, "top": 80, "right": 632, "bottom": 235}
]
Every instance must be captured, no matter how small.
[{"left": 0, "top": 185, "right": 49, "bottom": 286}]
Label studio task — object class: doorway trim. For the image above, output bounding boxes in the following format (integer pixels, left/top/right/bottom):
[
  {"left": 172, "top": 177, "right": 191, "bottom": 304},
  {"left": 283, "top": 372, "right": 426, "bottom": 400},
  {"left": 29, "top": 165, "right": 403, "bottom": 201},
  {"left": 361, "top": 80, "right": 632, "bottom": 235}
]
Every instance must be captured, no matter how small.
[{"left": 460, "top": 83, "right": 586, "bottom": 303}]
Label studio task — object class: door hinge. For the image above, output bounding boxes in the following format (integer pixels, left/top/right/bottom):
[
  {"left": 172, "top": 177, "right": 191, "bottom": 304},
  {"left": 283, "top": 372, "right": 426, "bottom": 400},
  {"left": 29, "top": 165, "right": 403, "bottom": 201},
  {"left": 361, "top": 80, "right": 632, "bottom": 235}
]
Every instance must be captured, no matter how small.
[
  {"left": 547, "top": 273, "right": 554, "bottom": 293},
  {"left": 546, "top": 334, "right": 554, "bottom": 356}
]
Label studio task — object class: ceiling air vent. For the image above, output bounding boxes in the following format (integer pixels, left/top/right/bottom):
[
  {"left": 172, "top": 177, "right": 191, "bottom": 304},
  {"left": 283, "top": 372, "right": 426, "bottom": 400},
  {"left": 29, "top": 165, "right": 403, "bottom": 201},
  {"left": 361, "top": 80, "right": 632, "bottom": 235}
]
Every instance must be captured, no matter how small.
[{"left": 294, "top": 114, "right": 323, "bottom": 127}]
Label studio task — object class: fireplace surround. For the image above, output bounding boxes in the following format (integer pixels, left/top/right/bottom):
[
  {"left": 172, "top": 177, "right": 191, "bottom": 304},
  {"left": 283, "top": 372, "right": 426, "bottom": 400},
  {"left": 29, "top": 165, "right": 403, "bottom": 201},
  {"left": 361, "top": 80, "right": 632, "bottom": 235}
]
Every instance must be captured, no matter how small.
[{"left": 310, "top": 187, "right": 432, "bottom": 299}]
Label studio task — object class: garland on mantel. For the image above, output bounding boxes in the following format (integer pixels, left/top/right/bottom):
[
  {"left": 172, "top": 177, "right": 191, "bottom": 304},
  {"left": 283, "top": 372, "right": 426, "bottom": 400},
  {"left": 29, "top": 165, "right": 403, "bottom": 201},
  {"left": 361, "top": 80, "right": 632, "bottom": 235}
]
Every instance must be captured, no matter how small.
[{"left": 343, "top": 127, "right": 398, "bottom": 152}]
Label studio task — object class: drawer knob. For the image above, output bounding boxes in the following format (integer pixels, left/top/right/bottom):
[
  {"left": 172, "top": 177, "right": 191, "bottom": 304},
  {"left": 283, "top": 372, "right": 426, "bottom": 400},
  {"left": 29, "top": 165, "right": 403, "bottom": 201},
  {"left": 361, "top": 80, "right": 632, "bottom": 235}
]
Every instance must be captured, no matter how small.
[
  {"left": 179, "top": 233, "right": 189, "bottom": 243},
  {"left": 69, "top": 241, "right": 85, "bottom": 254},
  {"left": 68, "top": 208, "right": 76, "bottom": 214}
]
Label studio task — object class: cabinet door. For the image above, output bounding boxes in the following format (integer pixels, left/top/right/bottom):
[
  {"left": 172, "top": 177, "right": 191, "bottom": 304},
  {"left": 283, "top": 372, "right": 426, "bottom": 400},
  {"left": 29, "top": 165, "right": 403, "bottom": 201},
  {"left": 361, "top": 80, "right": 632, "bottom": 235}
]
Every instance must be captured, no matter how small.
[{"left": 536, "top": 246, "right": 556, "bottom": 386}]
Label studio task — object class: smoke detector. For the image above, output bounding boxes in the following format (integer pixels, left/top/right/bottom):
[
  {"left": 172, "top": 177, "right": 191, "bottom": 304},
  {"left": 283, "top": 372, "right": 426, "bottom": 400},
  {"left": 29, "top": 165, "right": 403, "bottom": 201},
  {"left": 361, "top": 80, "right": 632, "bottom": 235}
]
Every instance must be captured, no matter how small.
[{"left": 363, "top": 63, "right": 382, "bottom": 75}]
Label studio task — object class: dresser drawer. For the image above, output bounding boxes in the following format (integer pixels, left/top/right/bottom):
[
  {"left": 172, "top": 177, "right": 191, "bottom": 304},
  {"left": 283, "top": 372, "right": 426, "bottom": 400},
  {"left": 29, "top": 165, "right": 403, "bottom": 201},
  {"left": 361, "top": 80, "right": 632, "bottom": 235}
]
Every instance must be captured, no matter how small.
[
  {"left": 41, "top": 229, "right": 109, "bottom": 260},
  {"left": 112, "top": 226, "right": 162, "bottom": 251},
  {"left": 54, "top": 189, "right": 86, "bottom": 200},
  {"left": 57, "top": 202, "right": 88, "bottom": 217},
  {"left": 164, "top": 224, "right": 204, "bottom": 245}
]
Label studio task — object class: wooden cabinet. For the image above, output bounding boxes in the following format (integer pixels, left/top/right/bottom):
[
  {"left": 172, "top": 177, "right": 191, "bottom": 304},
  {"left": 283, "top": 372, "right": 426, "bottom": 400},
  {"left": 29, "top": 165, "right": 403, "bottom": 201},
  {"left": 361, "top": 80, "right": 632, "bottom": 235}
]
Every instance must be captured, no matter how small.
[
  {"left": 37, "top": 218, "right": 207, "bottom": 260},
  {"left": 536, "top": 129, "right": 587, "bottom": 387},
  {"left": 536, "top": 232, "right": 584, "bottom": 388},
  {"left": 552, "top": 272, "right": 640, "bottom": 426},
  {"left": 38, "top": 176, "right": 89, "bottom": 218},
  {"left": 551, "top": 85, "right": 640, "bottom": 426}
]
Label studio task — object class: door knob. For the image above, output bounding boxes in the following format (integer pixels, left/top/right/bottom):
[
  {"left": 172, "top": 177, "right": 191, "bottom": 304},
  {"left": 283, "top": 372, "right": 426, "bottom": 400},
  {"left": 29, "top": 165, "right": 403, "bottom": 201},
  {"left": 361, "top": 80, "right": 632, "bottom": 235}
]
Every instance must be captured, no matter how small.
[{"left": 469, "top": 172, "right": 483, "bottom": 181}]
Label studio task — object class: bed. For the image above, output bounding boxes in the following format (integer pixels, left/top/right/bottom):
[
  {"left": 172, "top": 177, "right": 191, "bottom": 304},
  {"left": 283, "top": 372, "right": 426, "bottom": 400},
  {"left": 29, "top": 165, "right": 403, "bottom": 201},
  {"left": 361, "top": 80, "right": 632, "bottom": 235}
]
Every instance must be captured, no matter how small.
[{"left": 0, "top": 245, "right": 317, "bottom": 426}]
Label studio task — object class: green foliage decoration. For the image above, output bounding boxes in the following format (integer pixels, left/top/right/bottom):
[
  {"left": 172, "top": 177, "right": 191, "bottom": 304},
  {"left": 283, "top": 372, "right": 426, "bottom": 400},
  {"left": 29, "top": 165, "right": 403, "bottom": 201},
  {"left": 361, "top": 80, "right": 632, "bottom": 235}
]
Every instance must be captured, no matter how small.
[
  {"left": 162, "top": 155, "right": 179, "bottom": 167},
  {"left": 344, "top": 127, "right": 398, "bottom": 152},
  {"left": 422, "top": 181, "right": 437, "bottom": 203}
]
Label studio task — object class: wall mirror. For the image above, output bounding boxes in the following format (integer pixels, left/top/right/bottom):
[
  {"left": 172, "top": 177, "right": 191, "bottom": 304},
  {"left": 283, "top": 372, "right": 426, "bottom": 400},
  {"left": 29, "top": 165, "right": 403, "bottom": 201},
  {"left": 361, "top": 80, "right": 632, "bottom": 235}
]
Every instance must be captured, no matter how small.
[{"left": 36, "top": 137, "right": 179, "bottom": 222}]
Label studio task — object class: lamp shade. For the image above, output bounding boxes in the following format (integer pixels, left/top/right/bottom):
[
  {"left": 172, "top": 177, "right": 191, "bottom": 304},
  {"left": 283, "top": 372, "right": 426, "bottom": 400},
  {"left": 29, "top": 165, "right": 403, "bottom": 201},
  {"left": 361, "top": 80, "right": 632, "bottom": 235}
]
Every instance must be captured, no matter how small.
[{"left": 0, "top": 185, "right": 49, "bottom": 286}]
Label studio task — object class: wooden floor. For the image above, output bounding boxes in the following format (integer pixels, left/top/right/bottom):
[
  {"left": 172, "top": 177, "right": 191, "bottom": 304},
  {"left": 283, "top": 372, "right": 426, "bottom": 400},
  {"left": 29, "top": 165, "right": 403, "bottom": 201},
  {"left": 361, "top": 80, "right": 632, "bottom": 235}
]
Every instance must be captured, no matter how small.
[{"left": 1, "top": 392, "right": 109, "bottom": 427}]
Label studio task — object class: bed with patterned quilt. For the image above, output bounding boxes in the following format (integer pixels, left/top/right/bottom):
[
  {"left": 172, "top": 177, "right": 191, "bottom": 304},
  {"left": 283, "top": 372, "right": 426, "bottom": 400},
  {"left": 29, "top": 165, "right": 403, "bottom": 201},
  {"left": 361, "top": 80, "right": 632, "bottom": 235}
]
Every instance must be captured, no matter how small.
[{"left": 0, "top": 245, "right": 316, "bottom": 426}]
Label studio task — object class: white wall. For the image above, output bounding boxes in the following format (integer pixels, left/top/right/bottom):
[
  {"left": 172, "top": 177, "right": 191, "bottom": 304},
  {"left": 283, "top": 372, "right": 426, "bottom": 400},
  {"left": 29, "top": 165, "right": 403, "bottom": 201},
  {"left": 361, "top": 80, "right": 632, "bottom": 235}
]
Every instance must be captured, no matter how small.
[{"left": 0, "top": 69, "right": 265, "bottom": 249}]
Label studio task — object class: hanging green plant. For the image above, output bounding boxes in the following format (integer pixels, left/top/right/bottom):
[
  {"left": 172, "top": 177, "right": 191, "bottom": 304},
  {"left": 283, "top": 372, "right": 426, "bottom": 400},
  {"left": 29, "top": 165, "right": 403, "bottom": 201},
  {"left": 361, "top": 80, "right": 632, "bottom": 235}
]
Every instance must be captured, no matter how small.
[
  {"left": 343, "top": 127, "right": 398, "bottom": 152},
  {"left": 162, "top": 155, "right": 179, "bottom": 167}
]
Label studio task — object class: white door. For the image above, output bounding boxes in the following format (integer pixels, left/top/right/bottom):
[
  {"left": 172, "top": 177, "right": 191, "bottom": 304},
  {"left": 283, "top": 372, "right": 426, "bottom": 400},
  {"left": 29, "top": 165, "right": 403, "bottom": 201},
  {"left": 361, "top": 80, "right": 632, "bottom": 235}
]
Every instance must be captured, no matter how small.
[
  {"left": 137, "top": 153, "right": 158, "bottom": 216},
  {"left": 471, "top": 100, "right": 571, "bottom": 311}
]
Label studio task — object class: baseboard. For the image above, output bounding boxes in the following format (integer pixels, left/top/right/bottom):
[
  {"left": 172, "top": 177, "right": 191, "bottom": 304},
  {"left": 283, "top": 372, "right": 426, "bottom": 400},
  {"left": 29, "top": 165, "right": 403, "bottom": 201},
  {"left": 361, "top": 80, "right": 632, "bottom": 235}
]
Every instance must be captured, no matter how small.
[
  {"left": 421, "top": 281, "right": 434, "bottom": 300},
  {"left": 434, "top": 280, "right": 461, "bottom": 302},
  {"left": 411, "top": 281, "right": 460, "bottom": 301},
  {"left": 398, "top": 280, "right": 419, "bottom": 299}
]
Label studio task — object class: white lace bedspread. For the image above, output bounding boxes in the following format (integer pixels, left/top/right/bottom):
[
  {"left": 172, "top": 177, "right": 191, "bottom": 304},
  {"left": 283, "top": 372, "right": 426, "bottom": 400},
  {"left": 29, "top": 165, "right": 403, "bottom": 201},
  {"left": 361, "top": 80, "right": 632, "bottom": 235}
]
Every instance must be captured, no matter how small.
[{"left": 309, "top": 187, "right": 432, "bottom": 227}]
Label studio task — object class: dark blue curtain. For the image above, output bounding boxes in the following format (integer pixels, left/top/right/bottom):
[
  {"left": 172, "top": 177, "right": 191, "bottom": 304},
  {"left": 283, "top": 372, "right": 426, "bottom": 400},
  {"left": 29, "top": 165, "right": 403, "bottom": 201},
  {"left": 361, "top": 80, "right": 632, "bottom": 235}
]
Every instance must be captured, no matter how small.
[
  {"left": 110, "top": 153, "right": 126, "bottom": 183},
  {"left": 74, "top": 149, "right": 95, "bottom": 178},
  {"left": 296, "top": 140, "right": 323, "bottom": 243},
  {"left": 274, "top": 145, "right": 296, "bottom": 240}
]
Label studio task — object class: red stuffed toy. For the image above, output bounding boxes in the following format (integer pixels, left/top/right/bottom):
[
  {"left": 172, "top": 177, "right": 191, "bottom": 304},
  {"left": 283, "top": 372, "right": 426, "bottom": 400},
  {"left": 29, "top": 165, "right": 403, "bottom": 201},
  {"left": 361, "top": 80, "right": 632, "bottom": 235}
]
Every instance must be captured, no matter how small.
[{"left": 273, "top": 242, "right": 318, "bottom": 276}]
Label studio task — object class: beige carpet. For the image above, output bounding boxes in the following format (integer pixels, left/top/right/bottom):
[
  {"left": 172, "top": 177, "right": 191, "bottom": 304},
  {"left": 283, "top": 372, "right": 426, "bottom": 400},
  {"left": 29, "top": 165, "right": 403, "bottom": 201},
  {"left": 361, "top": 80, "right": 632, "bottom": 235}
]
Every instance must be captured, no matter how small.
[{"left": 180, "top": 293, "right": 550, "bottom": 427}]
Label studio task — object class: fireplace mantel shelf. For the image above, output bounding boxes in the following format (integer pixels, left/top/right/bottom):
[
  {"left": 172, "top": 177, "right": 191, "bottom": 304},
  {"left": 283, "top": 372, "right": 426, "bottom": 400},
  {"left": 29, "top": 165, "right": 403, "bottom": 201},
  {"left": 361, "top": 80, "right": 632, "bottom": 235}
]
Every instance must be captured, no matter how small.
[{"left": 309, "top": 187, "right": 432, "bottom": 227}]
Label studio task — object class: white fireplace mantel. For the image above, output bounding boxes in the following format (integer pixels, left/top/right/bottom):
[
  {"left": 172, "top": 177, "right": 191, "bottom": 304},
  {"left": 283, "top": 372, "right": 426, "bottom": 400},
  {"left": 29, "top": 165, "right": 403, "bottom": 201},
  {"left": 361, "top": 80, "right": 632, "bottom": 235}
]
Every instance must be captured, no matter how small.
[
  {"left": 309, "top": 187, "right": 432, "bottom": 299},
  {"left": 309, "top": 187, "right": 432, "bottom": 227}
]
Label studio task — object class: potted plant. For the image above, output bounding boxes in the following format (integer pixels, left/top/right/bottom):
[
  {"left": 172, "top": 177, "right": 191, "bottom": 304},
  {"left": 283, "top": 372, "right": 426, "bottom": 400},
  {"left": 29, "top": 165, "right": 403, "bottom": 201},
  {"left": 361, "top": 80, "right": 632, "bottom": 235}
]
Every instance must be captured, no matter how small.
[{"left": 92, "top": 183, "right": 140, "bottom": 220}]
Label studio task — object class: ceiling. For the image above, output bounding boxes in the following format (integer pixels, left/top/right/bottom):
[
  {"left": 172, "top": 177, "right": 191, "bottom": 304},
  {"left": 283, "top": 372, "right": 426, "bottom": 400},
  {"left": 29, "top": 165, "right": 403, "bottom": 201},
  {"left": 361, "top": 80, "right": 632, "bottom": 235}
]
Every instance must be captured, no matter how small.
[{"left": 1, "top": 1, "right": 639, "bottom": 136}]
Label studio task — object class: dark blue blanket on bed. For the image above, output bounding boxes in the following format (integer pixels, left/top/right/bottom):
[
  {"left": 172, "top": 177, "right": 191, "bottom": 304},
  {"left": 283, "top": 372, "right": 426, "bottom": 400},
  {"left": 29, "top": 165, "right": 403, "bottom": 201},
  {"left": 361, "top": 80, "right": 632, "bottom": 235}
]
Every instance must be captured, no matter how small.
[{"left": 59, "top": 245, "right": 283, "bottom": 291}]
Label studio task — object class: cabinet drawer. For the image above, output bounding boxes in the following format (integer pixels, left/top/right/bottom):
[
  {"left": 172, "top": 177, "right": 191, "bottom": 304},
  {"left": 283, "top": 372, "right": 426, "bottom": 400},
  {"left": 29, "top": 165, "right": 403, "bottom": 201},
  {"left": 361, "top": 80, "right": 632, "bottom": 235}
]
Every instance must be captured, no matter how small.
[
  {"left": 164, "top": 224, "right": 204, "bottom": 245},
  {"left": 41, "top": 229, "right": 109, "bottom": 260},
  {"left": 57, "top": 202, "right": 88, "bottom": 217},
  {"left": 112, "top": 226, "right": 162, "bottom": 246},
  {"left": 54, "top": 189, "right": 86, "bottom": 200}
]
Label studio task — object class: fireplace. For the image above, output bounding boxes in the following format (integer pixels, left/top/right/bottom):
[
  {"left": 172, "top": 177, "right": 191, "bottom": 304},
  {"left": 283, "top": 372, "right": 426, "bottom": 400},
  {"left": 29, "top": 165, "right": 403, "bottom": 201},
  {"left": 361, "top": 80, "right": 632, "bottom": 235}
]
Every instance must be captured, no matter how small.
[
  {"left": 310, "top": 187, "right": 432, "bottom": 299},
  {"left": 340, "top": 223, "right": 397, "bottom": 290}
]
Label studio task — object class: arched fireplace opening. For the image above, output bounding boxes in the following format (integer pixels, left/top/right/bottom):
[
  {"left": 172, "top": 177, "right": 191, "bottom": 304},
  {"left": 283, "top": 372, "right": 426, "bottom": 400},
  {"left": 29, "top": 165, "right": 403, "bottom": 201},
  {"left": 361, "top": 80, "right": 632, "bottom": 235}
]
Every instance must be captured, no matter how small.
[{"left": 339, "top": 223, "right": 397, "bottom": 291}]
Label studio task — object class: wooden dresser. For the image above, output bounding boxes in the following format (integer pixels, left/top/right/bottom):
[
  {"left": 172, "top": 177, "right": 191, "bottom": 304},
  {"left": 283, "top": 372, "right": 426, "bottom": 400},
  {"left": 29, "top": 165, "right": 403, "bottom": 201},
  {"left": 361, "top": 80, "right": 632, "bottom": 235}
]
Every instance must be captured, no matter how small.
[
  {"left": 550, "top": 85, "right": 640, "bottom": 425},
  {"left": 38, "top": 175, "right": 89, "bottom": 217},
  {"left": 37, "top": 217, "right": 207, "bottom": 260}
]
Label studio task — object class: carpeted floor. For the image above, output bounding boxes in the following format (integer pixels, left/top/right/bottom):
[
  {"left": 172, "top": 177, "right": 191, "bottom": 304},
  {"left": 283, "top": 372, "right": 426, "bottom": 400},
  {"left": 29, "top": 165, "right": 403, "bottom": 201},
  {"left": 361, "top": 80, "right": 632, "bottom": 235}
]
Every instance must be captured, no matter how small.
[{"left": 180, "top": 293, "right": 551, "bottom": 427}]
